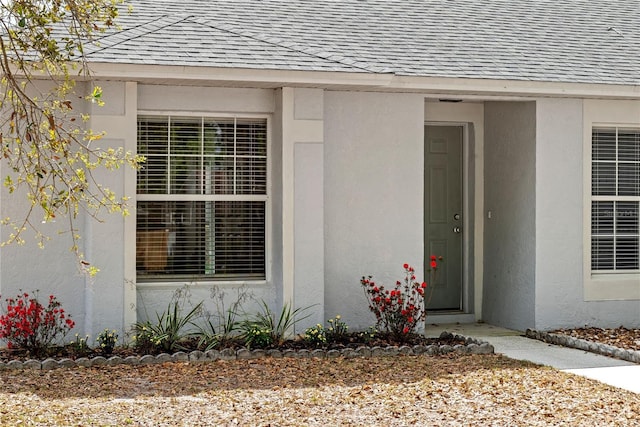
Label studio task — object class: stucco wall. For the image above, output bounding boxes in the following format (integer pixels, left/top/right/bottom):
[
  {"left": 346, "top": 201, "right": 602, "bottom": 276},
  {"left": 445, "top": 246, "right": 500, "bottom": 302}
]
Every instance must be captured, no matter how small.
[
  {"left": 292, "top": 88, "right": 325, "bottom": 330},
  {"left": 535, "top": 98, "right": 640, "bottom": 330},
  {"left": 271, "top": 90, "right": 284, "bottom": 310},
  {"left": 0, "top": 81, "right": 91, "bottom": 341},
  {"left": 534, "top": 98, "right": 584, "bottom": 330},
  {"left": 323, "top": 91, "right": 425, "bottom": 329},
  {"left": 7, "top": 78, "right": 640, "bottom": 348},
  {"left": 271, "top": 87, "right": 326, "bottom": 331},
  {"left": 84, "top": 80, "right": 135, "bottom": 338},
  {"left": 136, "top": 284, "right": 276, "bottom": 329},
  {"left": 0, "top": 187, "right": 88, "bottom": 333},
  {"left": 0, "top": 81, "right": 132, "bottom": 340},
  {"left": 483, "top": 101, "right": 536, "bottom": 331}
]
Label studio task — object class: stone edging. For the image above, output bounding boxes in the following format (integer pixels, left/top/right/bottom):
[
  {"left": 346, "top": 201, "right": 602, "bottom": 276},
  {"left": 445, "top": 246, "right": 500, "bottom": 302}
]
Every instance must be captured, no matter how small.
[
  {"left": 0, "top": 332, "right": 493, "bottom": 370},
  {"left": 525, "top": 329, "right": 640, "bottom": 364}
]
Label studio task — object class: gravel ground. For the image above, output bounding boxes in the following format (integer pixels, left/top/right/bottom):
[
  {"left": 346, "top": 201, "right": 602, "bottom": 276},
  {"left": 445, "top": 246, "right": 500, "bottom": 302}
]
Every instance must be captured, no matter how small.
[{"left": 1, "top": 354, "right": 639, "bottom": 426}]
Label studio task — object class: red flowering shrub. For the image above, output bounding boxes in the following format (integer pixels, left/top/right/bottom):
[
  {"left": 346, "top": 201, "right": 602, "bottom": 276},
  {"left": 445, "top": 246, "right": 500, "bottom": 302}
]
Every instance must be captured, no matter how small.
[
  {"left": 361, "top": 259, "right": 441, "bottom": 340},
  {"left": 0, "top": 292, "right": 75, "bottom": 355}
]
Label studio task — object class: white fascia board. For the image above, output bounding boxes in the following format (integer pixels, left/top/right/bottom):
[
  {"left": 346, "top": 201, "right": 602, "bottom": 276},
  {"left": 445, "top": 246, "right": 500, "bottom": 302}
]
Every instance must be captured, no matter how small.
[
  {"left": 87, "top": 62, "right": 640, "bottom": 100},
  {"left": 391, "top": 75, "right": 640, "bottom": 100},
  {"left": 87, "top": 62, "right": 394, "bottom": 87}
]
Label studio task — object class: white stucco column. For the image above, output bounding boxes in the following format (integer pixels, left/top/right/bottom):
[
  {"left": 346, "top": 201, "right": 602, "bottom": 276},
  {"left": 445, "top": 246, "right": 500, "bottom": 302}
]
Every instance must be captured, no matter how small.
[
  {"left": 87, "top": 81, "right": 138, "bottom": 336},
  {"left": 122, "top": 82, "right": 138, "bottom": 331},
  {"left": 279, "top": 87, "right": 325, "bottom": 330}
]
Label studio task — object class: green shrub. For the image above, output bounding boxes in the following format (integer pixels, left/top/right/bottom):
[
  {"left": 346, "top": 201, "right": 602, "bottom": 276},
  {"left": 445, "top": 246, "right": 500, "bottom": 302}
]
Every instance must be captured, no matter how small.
[
  {"left": 132, "top": 322, "right": 163, "bottom": 354},
  {"left": 240, "top": 300, "right": 312, "bottom": 348},
  {"left": 194, "top": 285, "right": 250, "bottom": 350},
  {"left": 68, "top": 333, "right": 91, "bottom": 357},
  {"left": 242, "top": 325, "right": 273, "bottom": 349},
  {"left": 133, "top": 300, "right": 203, "bottom": 353},
  {"left": 325, "top": 315, "right": 349, "bottom": 343},
  {"left": 96, "top": 329, "right": 118, "bottom": 355},
  {"left": 357, "top": 326, "right": 379, "bottom": 344},
  {"left": 303, "top": 324, "right": 327, "bottom": 347}
]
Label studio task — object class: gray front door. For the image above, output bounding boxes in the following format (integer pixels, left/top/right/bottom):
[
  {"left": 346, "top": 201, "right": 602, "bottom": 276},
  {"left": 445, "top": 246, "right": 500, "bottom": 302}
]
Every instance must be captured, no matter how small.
[{"left": 424, "top": 125, "right": 463, "bottom": 311}]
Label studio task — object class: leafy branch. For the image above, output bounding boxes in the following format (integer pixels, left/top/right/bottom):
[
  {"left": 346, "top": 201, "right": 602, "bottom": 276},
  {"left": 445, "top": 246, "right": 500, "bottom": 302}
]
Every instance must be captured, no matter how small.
[{"left": 0, "top": 0, "right": 142, "bottom": 274}]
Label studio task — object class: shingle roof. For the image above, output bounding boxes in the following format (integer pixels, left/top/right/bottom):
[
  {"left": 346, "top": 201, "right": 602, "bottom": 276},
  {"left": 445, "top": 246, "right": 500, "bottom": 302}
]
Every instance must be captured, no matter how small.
[{"left": 86, "top": 0, "right": 640, "bottom": 85}]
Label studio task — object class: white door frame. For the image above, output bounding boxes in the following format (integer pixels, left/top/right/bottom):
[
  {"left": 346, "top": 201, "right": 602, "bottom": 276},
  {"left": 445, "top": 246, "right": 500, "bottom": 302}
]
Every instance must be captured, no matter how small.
[{"left": 425, "top": 121, "right": 471, "bottom": 315}]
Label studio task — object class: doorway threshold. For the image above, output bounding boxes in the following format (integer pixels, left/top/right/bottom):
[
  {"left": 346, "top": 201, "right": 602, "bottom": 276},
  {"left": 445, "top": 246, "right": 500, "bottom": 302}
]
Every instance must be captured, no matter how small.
[{"left": 425, "top": 312, "right": 476, "bottom": 325}]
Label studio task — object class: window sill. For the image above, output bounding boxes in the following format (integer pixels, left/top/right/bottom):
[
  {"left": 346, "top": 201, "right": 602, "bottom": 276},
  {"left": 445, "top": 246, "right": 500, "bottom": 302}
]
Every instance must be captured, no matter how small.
[
  {"left": 136, "top": 280, "right": 269, "bottom": 289},
  {"left": 585, "top": 273, "right": 640, "bottom": 301}
]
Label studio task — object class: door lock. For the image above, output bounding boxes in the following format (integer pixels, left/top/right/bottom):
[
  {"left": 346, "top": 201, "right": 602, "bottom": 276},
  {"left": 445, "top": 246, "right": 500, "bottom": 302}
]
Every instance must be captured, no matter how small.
[
  {"left": 453, "top": 213, "right": 460, "bottom": 220},
  {"left": 453, "top": 227, "right": 461, "bottom": 233}
]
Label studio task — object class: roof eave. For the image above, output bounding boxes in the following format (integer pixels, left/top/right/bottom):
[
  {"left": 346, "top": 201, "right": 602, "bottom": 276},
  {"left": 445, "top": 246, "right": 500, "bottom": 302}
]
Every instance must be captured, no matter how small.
[{"left": 87, "top": 62, "right": 640, "bottom": 100}]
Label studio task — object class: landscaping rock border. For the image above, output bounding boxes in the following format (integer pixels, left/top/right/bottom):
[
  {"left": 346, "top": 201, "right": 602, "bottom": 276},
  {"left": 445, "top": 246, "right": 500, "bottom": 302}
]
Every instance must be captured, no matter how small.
[
  {"left": 0, "top": 331, "right": 493, "bottom": 370},
  {"left": 525, "top": 329, "right": 640, "bottom": 365}
]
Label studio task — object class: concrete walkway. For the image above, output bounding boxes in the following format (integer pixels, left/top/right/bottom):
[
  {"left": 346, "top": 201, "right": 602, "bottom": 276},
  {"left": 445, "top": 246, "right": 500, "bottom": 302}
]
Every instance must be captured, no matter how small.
[{"left": 425, "top": 322, "right": 640, "bottom": 394}]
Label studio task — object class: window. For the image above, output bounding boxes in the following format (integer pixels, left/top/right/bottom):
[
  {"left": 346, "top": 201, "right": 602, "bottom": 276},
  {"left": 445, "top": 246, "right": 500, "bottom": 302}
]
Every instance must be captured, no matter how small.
[
  {"left": 591, "top": 127, "right": 640, "bottom": 272},
  {"left": 136, "top": 115, "right": 267, "bottom": 281}
]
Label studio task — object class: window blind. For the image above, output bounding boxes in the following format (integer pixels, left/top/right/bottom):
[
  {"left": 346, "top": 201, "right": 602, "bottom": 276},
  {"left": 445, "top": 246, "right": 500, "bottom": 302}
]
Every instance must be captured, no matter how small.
[
  {"left": 591, "top": 128, "right": 640, "bottom": 272},
  {"left": 136, "top": 200, "right": 266, "bottom": 279},
  {"left": 137, "top": 116, "right": 267, "bottom": 196},
  {"left": 136, "top": 116, "right": 267, "bottom": 280}
]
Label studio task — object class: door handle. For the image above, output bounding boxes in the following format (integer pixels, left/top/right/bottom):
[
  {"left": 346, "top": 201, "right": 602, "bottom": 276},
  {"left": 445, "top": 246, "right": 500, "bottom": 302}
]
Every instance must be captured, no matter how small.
[{"left": 453, "top": 227, "right": 461, "bottom": 233}]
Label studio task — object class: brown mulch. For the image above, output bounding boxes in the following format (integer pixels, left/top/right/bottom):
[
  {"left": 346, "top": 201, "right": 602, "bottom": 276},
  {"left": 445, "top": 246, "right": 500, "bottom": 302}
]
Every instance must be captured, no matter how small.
[
  {"left": 2, "top": 329, "right": 640, "bottom": 425},
  {"left": 552, "top": 327, "right": 640, "bottom": 352},
  {"left": 1, "top": 354, "right": 639, "bottom": 426}
]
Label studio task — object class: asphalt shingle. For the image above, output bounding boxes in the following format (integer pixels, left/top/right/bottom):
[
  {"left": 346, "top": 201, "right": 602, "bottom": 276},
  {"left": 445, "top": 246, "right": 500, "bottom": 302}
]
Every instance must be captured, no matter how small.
[{"left": 85, "top": 0, "right": 640, "bottom": 85}]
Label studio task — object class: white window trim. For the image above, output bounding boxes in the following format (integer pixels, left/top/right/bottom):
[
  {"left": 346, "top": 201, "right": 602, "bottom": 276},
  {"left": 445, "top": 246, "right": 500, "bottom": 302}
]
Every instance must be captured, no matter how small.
[
  {"left": 134, "top": 111, "right": 272, "bottom": 287},
  {"left": 591, "top": 127, "right": 640, "bottom": 273},
  {"left": 583, "top": 100, "right": 640, "bottom": 301}
]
